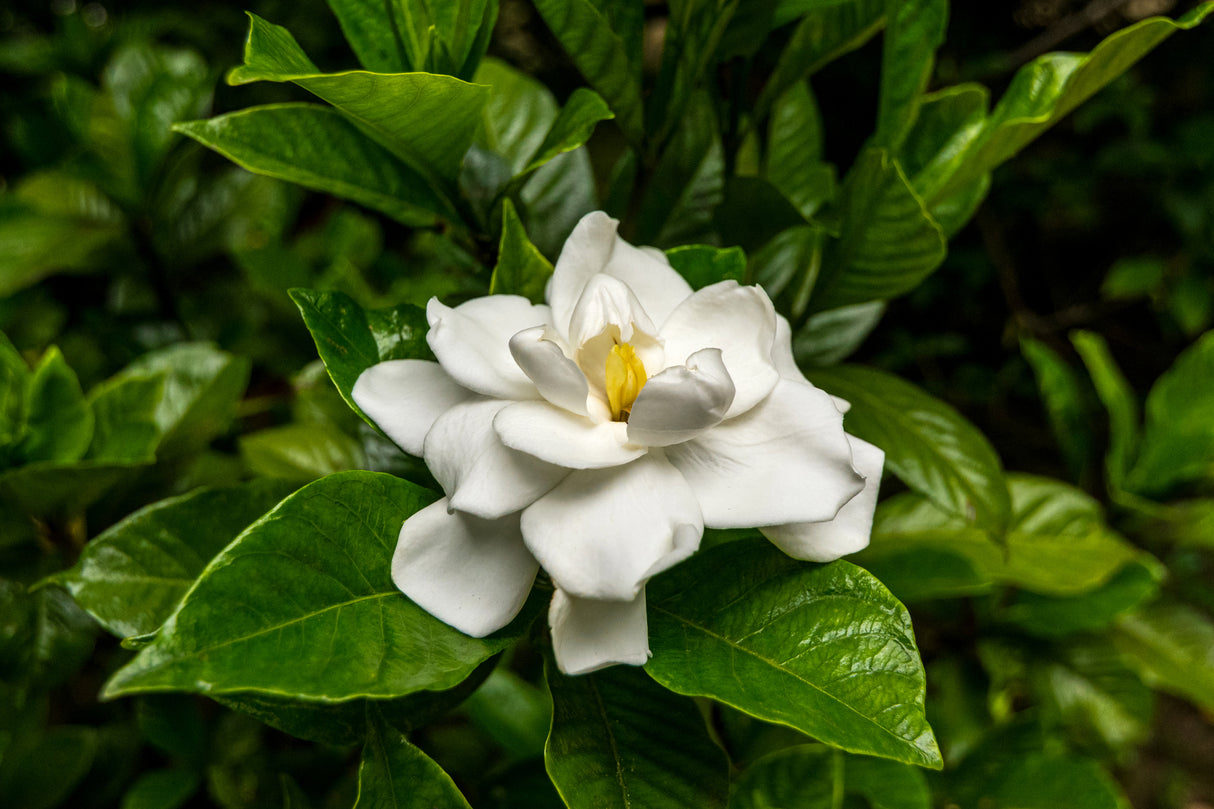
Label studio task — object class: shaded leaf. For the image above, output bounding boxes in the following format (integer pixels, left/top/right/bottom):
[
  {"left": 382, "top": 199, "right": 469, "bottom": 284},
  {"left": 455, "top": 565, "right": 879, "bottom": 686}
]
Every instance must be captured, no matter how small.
[
  {"left": 239, "top": 424, "right": 365, "bottom": 482},
  {"left": 1071, "top": 330, "right": 1138, "bottom": 490},
  {"left": 874, "top": 0, "right": 948, "bottom": 152},
  {"left": 1021, "top": 337, "right": 1095, "bottom": 483},
  {"left": 1113, "top": 601, "right": 1214, "bottom": 712},
  {"left": 733, "top": 744, "right": 931, "bottom": 809},
  {"left": 490, "top": 198, "right": 553, "bottom": 303},
  {"left": 14, "top": 347, "right": 91, "bottom": 465},
  {"left": 355, "top": 705, "right": 473, "bottom": 808}
]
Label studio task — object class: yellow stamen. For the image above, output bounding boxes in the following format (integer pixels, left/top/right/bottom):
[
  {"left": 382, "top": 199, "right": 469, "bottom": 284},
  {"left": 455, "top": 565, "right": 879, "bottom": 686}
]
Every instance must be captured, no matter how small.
[{"left": 605, "top": 343, "right": 647, "bottom": 422}]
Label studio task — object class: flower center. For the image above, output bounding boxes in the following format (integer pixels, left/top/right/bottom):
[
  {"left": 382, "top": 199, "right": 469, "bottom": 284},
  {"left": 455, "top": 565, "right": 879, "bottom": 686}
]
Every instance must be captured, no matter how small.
[{"left": 605, "top": 343, "right": 647, "bottom": 422}]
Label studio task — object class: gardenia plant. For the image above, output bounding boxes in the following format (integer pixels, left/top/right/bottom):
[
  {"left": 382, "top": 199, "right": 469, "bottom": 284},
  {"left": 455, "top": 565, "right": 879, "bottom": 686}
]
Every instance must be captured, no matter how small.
[{"left": 353, "top": 212, "right": 883, "bottom": 674}]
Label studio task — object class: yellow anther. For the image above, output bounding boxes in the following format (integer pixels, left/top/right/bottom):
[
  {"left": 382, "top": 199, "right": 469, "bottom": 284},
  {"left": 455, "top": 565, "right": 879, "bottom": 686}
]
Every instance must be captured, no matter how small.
[{"left": 605, "top": 343, "right": 647, "bottom": 422}]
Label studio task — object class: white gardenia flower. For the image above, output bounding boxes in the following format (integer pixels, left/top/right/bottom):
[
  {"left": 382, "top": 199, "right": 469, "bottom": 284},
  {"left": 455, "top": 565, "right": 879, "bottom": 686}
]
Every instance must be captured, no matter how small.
[{"left": 352, "top": 211, "right": 884, "bottom": 675}]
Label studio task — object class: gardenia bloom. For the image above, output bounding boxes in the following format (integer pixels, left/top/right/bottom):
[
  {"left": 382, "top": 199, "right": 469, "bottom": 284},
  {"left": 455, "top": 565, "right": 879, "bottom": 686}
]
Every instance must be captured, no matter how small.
[{"left": 353, "top": 212, "right": 884, "bottom": 675}]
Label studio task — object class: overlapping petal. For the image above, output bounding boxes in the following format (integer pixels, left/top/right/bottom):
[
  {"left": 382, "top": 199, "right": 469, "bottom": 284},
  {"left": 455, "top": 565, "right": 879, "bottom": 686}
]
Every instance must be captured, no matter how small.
[
  {"left": 627, "top": 348, "right": 735, "bottom": 447},
  {"left": 423, "top": 399, "right": 569, "bottom": 519},
  {"left": 660, "top": 281, "right": 780, "bottom": 417},
  {"left": 508, "top": 326, "right": 590, "bottom": 415},
  {"left": 351, "top": 359, "right": 472, "bottom": 455},
  {"left": 666, "top": 378, "right": 865, "bottom": 528},
  {"left": 494, "top": 401, "right": 646, "bottom": 469},
  {"left": 392, "top": 501, "right": 538, "bottom": 637},
  {"left": 549, "top": 589, "right": 651, "bottom": 675},
  {"left": 760, "top": 436, "right": 885, "bottom": 562},
  {"left": 426, "top": 295, "right": 549, "bottom": 400},
  {"left": 521, "top": 453, "right": 702, "bottom": 600}
]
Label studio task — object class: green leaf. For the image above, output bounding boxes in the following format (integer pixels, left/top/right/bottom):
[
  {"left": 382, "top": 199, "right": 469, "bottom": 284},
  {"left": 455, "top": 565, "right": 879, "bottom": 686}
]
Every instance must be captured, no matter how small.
[
  {"left": 290, "top": 289, "right": 432, "bottom": 424},
  {"left": 1126, "top": 330, "right": 1214, "bottom": 496},
  {"left": 229, "top": 14, "right": 488, "bottom": 181},
  {"left": 462, "top": 669, "right": 550, "bottom": 761},
  {"left": 1113, "top": 602, "right": 1214, "bottom": 712},
  {"left": 874, "top": 0, "right": 948, "bottom": 152},
  {"left": 1021, "top": 337, "right": 1095, "bottom": 482},
  {"left": 322, "top": 0, "right": 409, "bottom": 73},
  {"left": 811, "top": 149, "right": 947, "bottom": 311},
  {"left": 102, "top": 472, "right": 525, "bottom": 701},
  {"left": 519, "top": 88, "right": 613, "bottom": 179},
  {"left": 794, "top": 301, "right": 886, "bottom": 367},
  {"left": 545, "top": 663, "right": 728, "bottom": 809},
  {"left": 52, "top": 480, "right": 295, "bottom": 638},
  {"left": 765, "top": 81, "right": 836, "bottom": 218},
  {"left": 86, "top": 374, "right": 163, "bottom": 463},
  {"left": 355, "top": 706, "right": 473, "bottom": 808},
  {"left": 0, "top": 461, "right": 152, "bottom": 519},
  {"left": 648, "top": 0, "right": 739, "bottom": 148},
  {"left": 733, "top": 744, "right": 931, "bottom": 809},
  {"left": 0, "top": 726, "right": 97, "bottom": 809},
  {"left": 531, "top": 0, "right": 644, "bottom": 145},
  {"left": 0, "top": 581, "right": 96, "bottom": 691},
  {"left": 999, "top": 558, "right": 1162, "bottom": 638},
  {"left": 646, "top": 539, "right": 941, "bottom": 769},
  {"left": 919, "top": 5, "right": 1214, "bottom": 208},
  {"left": 490, "top": 199, "right": 554, "bottom": 303},
  {"left": 665, "top": 245, "right": 746, "bottom": 290},
  {"left": 713, "top": 176, "right": 807, "bottom": 255},
  {"left": 176, "top": 104, "right": 458, "bottom": 226},
  {"left": 0, "top": 332, "right": 30, "bottom": 454},
  {"left": 119, "top": 768, "right": 199, "bottom": 809},
  {"left": 475, "top": 57, "right": 559, "bottom": 175},
  {"left": 12, "top": 347, "right": 90, "bottom": 465},
  {"left": 239, "top": 424, "right": 366, "bottom": 482},
  {"left": 1071, "top": 330, "right": 1138, "bottom": 490},
  {"left": 806, "top": 364, "right": 1010, "bottom": 530},
  {"left": 522, "top": 149, "right": 598, "bottom": 259},
  {"left": 858, "top": 475, "right": 1142, "bottom": 600}
]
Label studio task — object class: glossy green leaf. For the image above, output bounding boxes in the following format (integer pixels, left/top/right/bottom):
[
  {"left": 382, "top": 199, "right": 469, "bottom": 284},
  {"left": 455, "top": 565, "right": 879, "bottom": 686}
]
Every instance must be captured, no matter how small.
[
  {"left": 239, "top": 423, "right": 365, "bottom": 482},
  {"left": 103, "top": 472, "right": 524, "bottom": 701},
  {"left": 546, "top": 662, "right": 728, "bottom": 809},
  {"left": 811, "top": 149, "right": 947, "bottom": 311},
  {"left": 52, "top": 480, "right": 295, "bottom": 638},
  {"left": 475, "top": 57, "right": 558, "bottom": 175},
  {"left": 1021, "top": 337, "right": 1095, "bottom": 482},
  {"left": 521, "top": 149, "right": 598, "bottom": 258},
  {"left": 230, "top": 14, "right": 487, "bottom": 180},
  {"left": 1071, "top": 330, "right": 1138, "bottom": 490},
  {"left": 1000, "top": 558, "right": 1161, "bottom": 638},
  {"left": 665, "top": 245, "right": 746, "bottom": 290},
  {"left": 635, "top": 95, "right": 724, "bottom": 247},
  {"left": 85, "top": 374, "right": 163, "bottom": 463},
  {"left": 1126, "top": 330, "right": 1214, "bottom": 496},
  {"left": 490, "top": 199, "right": 553, "bottom": 303},
  {"left": 176, "top": 104, "right": 457, "bottom": 226},
  {"left": 519, "top": 88, "right": 613, "bottom": 179},
  {"left": 11, "top": 347, "right": 90, "bottom": 465},
  {"left": 1113, "top": 602, "right": 1214, "bottom": 712},
  {"left": 858, "top": 475, "right": 1142, "bottom": 599},
  {"left": 355, "top": 706, "right": 473, "bottom": 808},
  {"left": 322, "top": 0, "right": 408, "bottom": 72},
  {"left": 794, "top": 301, "right": 886, "bottom": 367},
  {"left": 290, "top": 288, "right": 432, "bottom": 424},
  {"left": 462, "top": 669, "right": 550, "bottom": 761},
  {"left": 733, "top": 744, "right": 931, "bottom": 809},
  {"left": 919, "top": 5, "right": 1214, "bottom": 208},
  {"left": 766, "top": 81, "right": 836, "bottom": 218},
  {"left": 646, "top": 539, "right": 941, "bottom": 769},
  {"left": 806, "top": 364, "right": 1010, "bottom": 530},
  {"left": 874, "top": 0, "right": 948, "bottom": 152},
  {"left": 532, "top": 0, "right": 644, "bottom": 145}
]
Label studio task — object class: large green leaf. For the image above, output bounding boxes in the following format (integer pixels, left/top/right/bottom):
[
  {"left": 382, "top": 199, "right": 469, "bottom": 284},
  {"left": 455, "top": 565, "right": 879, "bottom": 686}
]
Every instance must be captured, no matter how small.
[
  {"left": 765, "top": 81, "right": 835, "bottom": 219},
  {"left": 733, "top": 744, "right": 931, "bottom": 809},
  {"left": 229, "top": 14, "right": 487, "bottom": 181},
  {"left": 475, "top": 57, "right": 558, "bottom": 175},
  {"left": 289, "top": 288, "right": 432, "bottom": 423},
  {"left": 545, "top": 663, "right": 728, "bottom": 809},
  {"left": 517, "top": 88, "right": 613, "bottom": 181},
  {"left": 648, "top": 0, "right": 739, "bottom": 148},
  {"left": 354, "top": 706, "right": 473, "bottom": 808},
  {"left": 1125, "top": 330, "right": 1214, "bottom": 496},
  {"left": 811, "top": 149, "right": 947, "bottom": 311},
  {"left": 531, "top": 0, "right": 644, "bottom": 145},
  {"left": 646, "top": 539, "right": 941, "bottom": 769},
  {"left": 918, "top": 5, "right": 1214, "bottom": 208},
  {"left": 806, "top": 364, "right": 1010, "bottom": 530},
  {"left": 103, "top": 472, "right": 528, "bottom": 701},
  {"left": 900, "top": 83, "right": 990, "bottom": 233},
  {"left": 874, "top": 0, "right": 948, "bottom": 152},
  {"left": 1113, "top": 602, "right": 1214, "bottom": 712},
  {"left": 52, "top": 480, "right": 295, "bottom": 638},
  {"left": 13, "top": 347, "right": 91, "bottom": 465},
  {"left": 490, "top": 199, "right": 553, "bottom": 303},
  {"left": 322, "top": 0, "right": 408, "bottom": 73},
  {"left": 176, "top": 104, "right": 458, "bottom": 226},
  {"left": 239, "top": 424, "right": 365, "bottom": 482},
  {"left": 858, "top": 475, "right": 1142, "bottom": 600}
]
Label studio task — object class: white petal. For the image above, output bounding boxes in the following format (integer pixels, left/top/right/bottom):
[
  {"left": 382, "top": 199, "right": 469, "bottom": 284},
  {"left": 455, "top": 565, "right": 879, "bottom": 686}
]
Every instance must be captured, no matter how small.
[
  {"left": 508, "top": 326, "right": 590, "bottom": 416},
  {"left": 426, "top": 295, "right": 550, "bottom": 400},
  {"left": 627, "top": 348, "right": 735, "bottom": 447},
  {"left": 773, "top": 315, "right": 851, "bottom": 413},
  {"left": 666, "top": 378, "right": 865, "bottom": 528},
  {"left": 659, "top": 281, "right": 779, "bottom": 417},
  {"left": 549, "top": 588, "right": 651, "bottom": 675},
  {"left": 494, "top": 400, "right": 646, "bottom": 469},
  {"left": 547, "top": 212, "right": 693, "bottom": 339},
  {"left": 393, "top": 500, "right": 538, "bottom": 637},
  {"left": 760, "top": 435, "right": 883, "bottom": 562},
  {"left": 521, "top": 453, "right": 702, "bottom": 600},
  {"left": 424, "top": 399, "right": 569, "bottom": 519},
  {"left": 352, "top": 360, "right": 472, "bottom": 456}
]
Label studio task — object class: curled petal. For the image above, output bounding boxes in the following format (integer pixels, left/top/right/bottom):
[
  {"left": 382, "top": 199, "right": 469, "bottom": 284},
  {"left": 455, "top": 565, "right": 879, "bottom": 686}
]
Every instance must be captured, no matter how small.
[
  {"left": 424, "top": 399, "right": 569, "bottom": 519},
  {"left": 393, "top": 500, "right": 538, "bottom": 637},
  {"left": 509, "top": 326, "right": 590, "bottom": 416},
  {"left": 426, "top": 295, "right": 549, "bottom": 400},
  {"left": 548, "top": 212, "right": 692, "bottom": 338},
  {"left": 549, "top": 588, "right": 651, "bottom": 675},
  {"left": 666, "top": 378, "right": 865, "bottom": 528},
  {"left": 660, "top": 281, "right": 779, "bottom": 417},
  {"left": 522, "top": 453, "right": 702, "bottom": 600},
  {"left": 494, "top": 401, "right": 646, "bottom": 469},
  {"left": 773, "top": 314, "right": 850, "bottom": 412},
  {"left": 627, "top": 348, "right": 735, "bottom": 447},
  {"left": 760, "top": 436, "right": 884, "bottom": 562},
  {"left": 352, "top": 360, "right": 472, "bottom": 456}
]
